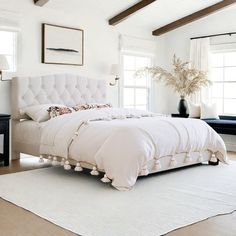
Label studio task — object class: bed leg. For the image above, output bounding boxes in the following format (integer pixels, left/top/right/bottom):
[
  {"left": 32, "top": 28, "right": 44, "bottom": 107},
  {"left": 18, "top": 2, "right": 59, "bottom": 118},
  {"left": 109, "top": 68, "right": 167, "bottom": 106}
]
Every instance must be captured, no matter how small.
[
  {"left": 11, "top": 151, "right": 20, "bottom": 160},
  {"left": 208, "top": 159, "right": 219, "bottom": 166}
]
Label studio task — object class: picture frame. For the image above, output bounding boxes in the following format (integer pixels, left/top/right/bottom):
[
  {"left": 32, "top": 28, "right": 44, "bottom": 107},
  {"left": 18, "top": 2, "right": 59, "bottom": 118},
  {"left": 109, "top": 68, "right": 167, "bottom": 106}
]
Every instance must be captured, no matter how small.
[{"left": 42, "top": 23, "right": 84, "bottom": 66}]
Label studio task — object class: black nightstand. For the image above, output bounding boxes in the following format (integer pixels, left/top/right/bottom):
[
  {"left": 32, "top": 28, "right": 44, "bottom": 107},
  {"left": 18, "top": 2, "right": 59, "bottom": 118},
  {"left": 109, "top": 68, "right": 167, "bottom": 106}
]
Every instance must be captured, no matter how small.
[
  {"left": 0, "top": 114, "right": 11, "bottom": 166},
  {"left": 171, "top": 114, "right": 189, "bottom": 118}
]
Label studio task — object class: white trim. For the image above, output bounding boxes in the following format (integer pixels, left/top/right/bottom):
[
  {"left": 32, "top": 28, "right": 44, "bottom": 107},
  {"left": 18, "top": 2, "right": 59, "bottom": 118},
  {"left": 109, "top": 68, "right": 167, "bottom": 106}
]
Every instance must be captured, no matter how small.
[
  {"left": 211, "top": 45, "right": 236, "bottom": 53},
  {"left": 225, "top": 142, "right": 236, "bottom": 152},
  {"left": 12, "top": 31, "right": 17, "bottom": 73},
  {"left": 119, "top": 34, "right": 157, "bottom": 55},
  {"left": 121, "top": 49, "right": 156, "bottom": 57},
  {"left": 0, "top": 30, "right": 18, "bottom": 73},
  {"left": 210, "top": 50, "right": 236, "bottom": 116},
  {"left": 220, "top": 134, "right": 236, "bottom": 152}
]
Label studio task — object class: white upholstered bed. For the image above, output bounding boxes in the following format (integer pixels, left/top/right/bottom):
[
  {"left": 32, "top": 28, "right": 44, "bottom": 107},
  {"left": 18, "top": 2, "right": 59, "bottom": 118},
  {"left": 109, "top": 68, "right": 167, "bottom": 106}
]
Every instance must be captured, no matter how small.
[
  {"left": 12, "top": 74, "right": 106, "bottom": 157},
  {"left": 11, "top": 74, "right": 227, "bottom": 190}
]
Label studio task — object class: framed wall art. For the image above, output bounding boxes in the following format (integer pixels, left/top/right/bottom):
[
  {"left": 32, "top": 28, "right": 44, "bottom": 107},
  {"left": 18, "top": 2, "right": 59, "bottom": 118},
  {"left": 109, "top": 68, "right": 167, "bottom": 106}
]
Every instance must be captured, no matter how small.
[{"left": 42, "top": 23, "right": 84, "bottom": 66}]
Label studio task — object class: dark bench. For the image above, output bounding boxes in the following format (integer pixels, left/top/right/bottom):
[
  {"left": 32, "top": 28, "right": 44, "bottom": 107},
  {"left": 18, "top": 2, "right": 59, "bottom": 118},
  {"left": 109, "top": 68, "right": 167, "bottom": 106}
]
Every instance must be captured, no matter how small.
[{"left": 203, "top": 116, "right": 236, "bottom": 135}]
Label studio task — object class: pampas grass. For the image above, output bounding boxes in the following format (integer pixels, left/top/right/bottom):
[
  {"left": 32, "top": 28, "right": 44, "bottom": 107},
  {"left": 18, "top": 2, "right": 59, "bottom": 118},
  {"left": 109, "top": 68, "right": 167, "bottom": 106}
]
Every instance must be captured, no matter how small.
[{"left": 136, "top": 55, "right": 211, "bottom": 97}]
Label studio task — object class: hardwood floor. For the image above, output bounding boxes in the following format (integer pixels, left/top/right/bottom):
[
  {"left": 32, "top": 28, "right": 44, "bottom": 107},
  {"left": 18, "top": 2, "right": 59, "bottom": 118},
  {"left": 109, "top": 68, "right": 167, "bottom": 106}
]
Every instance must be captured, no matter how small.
[{"left": 0, "top": 153, "right": 235, "bottom": 236}]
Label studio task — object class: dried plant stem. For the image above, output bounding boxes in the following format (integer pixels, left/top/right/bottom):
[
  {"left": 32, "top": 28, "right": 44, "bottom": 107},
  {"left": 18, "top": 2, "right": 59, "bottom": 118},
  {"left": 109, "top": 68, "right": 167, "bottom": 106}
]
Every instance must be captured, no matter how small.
[{"left": 136, "top": 55, "right": 211, "bottom": 97}]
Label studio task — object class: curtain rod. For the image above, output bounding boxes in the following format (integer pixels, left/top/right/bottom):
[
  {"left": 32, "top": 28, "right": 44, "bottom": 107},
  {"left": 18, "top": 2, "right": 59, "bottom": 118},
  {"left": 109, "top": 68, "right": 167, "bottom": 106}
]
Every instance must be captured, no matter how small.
[{"left": 191, "top": 32, "right": 236, "bottom": 40}]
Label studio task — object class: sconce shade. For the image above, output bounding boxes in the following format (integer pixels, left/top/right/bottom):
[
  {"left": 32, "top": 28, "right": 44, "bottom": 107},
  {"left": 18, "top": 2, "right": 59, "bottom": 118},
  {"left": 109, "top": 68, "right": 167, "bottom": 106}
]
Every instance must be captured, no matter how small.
[
  {"left": 110, "top": 64, "right": 119, "bottom": 76},
  {"left": 0, "top": 55, "right": 9, "bottom": 71}
]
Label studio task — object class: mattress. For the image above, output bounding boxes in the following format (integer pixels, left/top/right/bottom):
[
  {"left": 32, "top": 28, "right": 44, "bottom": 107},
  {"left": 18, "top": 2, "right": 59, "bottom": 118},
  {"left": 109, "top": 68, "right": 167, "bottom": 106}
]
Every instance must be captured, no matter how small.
[{"left": 14, "top": 120, "right": 45, "bottom": 155}]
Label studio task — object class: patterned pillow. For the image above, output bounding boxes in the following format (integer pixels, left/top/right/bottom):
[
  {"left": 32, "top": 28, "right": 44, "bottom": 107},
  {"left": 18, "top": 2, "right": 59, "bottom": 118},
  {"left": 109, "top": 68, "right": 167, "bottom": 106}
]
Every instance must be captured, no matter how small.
[
  {"left": 48, "top": 106, "right": 73, "bottom": 118},
  {"left": 73, "top": 103, "right": 112, "bottom": 111}
]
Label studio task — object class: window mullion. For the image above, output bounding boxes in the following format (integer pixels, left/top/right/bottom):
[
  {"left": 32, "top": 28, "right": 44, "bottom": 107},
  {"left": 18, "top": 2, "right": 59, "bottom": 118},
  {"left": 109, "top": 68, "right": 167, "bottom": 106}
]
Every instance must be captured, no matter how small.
[
  {"left": 134, "top": 56, "right": 137, "bottom": 109},
  {"left": 222, "top": 54, "right": 225, "bottom": 114},
  {"left": 122, "top": 53, "right": 152, "bottom": 111}
]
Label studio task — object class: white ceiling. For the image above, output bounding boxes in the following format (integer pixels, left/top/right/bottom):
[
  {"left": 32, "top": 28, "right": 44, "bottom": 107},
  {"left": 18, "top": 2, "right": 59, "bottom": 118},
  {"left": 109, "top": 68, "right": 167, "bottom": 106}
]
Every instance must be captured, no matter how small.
[{"left": 46, "top": 0, "right": 236, "bottom": 34}]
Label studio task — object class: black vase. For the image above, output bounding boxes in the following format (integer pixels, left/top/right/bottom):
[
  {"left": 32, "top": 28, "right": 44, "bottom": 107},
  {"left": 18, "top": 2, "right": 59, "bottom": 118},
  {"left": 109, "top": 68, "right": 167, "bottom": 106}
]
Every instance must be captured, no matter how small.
[{"left": 178, "top": 96, "right": 188, "bottom": 115}]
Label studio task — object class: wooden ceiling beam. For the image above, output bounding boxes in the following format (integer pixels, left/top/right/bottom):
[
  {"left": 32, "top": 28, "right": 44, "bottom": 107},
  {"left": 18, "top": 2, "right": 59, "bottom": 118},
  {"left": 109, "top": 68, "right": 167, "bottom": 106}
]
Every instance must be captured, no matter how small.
[
  {"left": 109, "top": 0, "right": 156, "bottom": 26},
  {"left": 152, "top": 0, "right": 236, "bottom": 36},
  {"left": 34, "top": 0, "right": 50, "bottom": 7}
]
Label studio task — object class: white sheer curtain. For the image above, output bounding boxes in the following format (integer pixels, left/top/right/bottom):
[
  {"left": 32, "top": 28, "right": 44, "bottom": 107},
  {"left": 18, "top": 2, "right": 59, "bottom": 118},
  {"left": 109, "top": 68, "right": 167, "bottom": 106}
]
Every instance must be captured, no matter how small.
[{"left": 189, "top": 38, "right": 210, "bottom": 103}]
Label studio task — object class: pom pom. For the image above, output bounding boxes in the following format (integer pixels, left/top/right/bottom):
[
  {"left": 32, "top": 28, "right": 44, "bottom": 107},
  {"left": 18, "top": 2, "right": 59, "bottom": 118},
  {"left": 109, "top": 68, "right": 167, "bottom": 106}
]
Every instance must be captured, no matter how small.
[
  {"left": 140, "top": 166, "right": 149, "bottom": 176},
  {"left": 39, "top": 155, "right": 44, "bottom": 163},
  {"left": 60, "top": 158, "right": 65, "bottom": 166},
  {"left": 170, "top": 157, "right": 177, "bottom": 167},
  {"left": 74, "top": 162, "right": 83, "bottom": 172},
  {"left": 198, "top": 153, "right": 203, "bottom": 162},
  {"left": 90, "top": 166, "right": 99, "bottom": 176},
  {"left": 47, "top": 155, "right": 52, "bottom": 163},
  {"left": 64, "top": 161, "right": 71, "bottom": 170},
  {"left": 185, "top": 153, "right": 192, "bottom": 163},
  {"left": 101, "top": 174, "right": 111, "bottom": 183},
  {"left": 210, "top": 153, "right": 218, "bottom": 163},
  {"left": 153, "top": 159, "right": 161, "bottom": 171},
  {"left": 52, "top": 156, "right": 59, "bottom": 166}
]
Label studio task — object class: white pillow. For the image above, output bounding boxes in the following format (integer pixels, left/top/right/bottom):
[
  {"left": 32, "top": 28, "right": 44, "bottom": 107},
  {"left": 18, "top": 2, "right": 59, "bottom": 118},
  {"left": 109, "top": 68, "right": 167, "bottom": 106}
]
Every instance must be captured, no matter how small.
[
  {"left": 188, "top": 101, "right": 201, "bottom": 118},
  {"left": 20, "top": 104, "right": 62, "bottom": 122},
  {"left": 201, "top": 102, "right": 219, "bottom": 119}
]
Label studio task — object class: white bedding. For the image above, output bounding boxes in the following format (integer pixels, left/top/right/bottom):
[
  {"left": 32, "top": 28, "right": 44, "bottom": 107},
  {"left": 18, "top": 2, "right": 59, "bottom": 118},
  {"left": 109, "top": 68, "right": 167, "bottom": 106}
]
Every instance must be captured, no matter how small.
[{"left": 40, "top": 108, "right": 227, "bottom": 190}]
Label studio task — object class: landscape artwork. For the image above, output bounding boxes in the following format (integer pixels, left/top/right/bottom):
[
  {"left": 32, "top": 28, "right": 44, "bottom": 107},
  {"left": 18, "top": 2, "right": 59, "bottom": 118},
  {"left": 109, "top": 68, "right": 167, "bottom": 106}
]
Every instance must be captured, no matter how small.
[{"left": 42, "top": 23, "right": 84, "bottom": 66}]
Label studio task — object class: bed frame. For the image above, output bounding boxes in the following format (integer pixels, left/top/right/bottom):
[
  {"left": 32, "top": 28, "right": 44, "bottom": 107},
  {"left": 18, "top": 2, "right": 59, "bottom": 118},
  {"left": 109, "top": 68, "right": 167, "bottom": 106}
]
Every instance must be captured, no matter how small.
[
  {"left": 11, "top": 74, "right": 107, "bottom": 160},
  {"left": 11, "top": 73, "right": 218, "bottom": 176}
]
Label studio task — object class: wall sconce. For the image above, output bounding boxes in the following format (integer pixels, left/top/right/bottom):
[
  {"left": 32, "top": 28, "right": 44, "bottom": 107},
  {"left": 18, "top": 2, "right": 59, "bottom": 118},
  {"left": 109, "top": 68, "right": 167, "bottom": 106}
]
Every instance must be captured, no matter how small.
[
  {"left": 0, "top": 55, "right": 9, "bottom": 81},
  {"left": 109, "top": 64, "right": 120, "bottom": 86},
  {"left": 109, "top": 64, "right": 121, "bottom": 107}
]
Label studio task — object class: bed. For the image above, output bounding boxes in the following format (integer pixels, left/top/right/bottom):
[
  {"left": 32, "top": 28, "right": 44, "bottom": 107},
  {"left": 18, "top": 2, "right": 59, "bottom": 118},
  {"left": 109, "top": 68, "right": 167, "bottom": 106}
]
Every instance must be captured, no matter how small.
[{"left": 11, "top": 74, "right": 228, "bottom": 190}]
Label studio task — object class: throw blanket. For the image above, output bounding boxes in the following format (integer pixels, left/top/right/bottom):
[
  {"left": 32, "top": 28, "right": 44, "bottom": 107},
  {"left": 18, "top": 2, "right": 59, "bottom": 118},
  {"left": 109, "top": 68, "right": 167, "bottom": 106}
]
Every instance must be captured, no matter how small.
[{"left": 40, "top": 108, "right": 227, "bottom": 190}]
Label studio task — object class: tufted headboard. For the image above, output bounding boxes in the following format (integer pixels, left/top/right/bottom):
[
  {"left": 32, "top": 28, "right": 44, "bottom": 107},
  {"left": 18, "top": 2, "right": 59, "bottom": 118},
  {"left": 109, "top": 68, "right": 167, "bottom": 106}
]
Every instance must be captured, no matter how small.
[{"left": 11, "top": 74, "right": 107, "bottom": 120}]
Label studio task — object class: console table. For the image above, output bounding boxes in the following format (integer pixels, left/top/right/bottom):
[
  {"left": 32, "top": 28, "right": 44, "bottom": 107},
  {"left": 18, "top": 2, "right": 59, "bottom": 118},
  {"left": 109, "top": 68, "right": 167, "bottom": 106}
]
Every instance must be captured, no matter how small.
[{"left": 0, "top": 114, "right": 10, "bottom": 166}]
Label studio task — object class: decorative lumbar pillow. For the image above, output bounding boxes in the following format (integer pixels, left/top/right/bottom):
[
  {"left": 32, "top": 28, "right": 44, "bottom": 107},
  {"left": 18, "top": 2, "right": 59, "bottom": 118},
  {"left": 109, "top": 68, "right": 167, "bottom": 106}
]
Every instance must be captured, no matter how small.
[
  {"left": 188, "top": 101, "right": 201, "bottom": 118},
  {"left": 72, "top": 103, "right": 112, "bottom": 111},
  {"left": 201, "top": 102, "right": 219, "bottom": 119},
  {"left": 48, "top": 106, "right": 74, "bottom": 118},
  {"left": 20, "top": 104, "right": 62, "bottom": 122}
]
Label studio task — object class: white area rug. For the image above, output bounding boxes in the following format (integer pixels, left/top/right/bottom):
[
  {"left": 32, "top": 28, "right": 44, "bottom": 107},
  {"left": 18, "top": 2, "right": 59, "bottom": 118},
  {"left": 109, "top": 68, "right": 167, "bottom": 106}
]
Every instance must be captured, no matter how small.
[{"left": 0, "top": 163, "right": 236, "bottom": 236}]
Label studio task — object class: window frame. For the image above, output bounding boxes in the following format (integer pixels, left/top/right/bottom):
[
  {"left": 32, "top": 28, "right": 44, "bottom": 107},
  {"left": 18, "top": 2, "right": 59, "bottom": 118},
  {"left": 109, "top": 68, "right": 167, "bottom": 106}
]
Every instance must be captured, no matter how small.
[
  {"left": 0, "top": 30, "right": 18, "bottom": 73},
  {"left": 210, "top": 50, "right": 236, "bottom": 116},
  {"left": 120, "top": 51, "right": 154, "bottom": 111}
]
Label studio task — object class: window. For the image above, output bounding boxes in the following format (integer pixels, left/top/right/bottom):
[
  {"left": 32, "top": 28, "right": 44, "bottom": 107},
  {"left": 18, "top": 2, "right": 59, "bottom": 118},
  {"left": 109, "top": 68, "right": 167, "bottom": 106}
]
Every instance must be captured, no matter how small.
[
  {"left": 210, "top": 51, "right": 236, "bottom": 115},
  {"left": 0, "top": 30, "right": 17, "bottom": 72},
  {"left": 121, "top": 53, "right": 152, "bottom": 111}
]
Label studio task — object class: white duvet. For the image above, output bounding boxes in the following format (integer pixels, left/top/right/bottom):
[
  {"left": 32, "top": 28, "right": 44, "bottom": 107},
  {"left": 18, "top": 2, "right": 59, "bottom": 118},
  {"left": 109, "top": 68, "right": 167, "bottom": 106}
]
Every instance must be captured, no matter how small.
[{"left": 40, "top": 108, "right": 227, "bottom": 190}]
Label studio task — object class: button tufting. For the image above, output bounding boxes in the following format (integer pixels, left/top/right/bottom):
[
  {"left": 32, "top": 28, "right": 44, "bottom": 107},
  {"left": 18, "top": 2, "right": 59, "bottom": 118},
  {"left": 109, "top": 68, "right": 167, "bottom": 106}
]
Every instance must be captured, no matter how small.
[{"left": 15, "top": 75, "right": 107, "bottom": 119}]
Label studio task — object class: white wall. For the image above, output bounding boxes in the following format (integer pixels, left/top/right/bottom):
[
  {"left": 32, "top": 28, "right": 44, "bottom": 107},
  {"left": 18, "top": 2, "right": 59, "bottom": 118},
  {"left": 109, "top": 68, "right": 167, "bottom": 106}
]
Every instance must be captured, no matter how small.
[
  {"left": 161, "top": 7, "right": 236, "bottom": 114},
  {"left": 0, "top": 0, "right": 159, "bottom": 114},
  {"left": 160, "top": 7, "right": 236, "bottom": 151},
  {"left": 151, "top": 36, "right": 170, "bottom": 114}
]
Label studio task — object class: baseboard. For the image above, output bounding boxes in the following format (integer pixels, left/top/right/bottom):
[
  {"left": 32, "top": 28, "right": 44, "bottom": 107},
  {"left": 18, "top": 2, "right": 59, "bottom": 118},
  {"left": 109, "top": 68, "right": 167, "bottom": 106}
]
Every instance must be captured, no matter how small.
[
  {"left": 220, "top": 134, "right": 236, "bottom": 152},
  {"left": 225, "top": 142, "right": 236, "bottom": 152}
]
